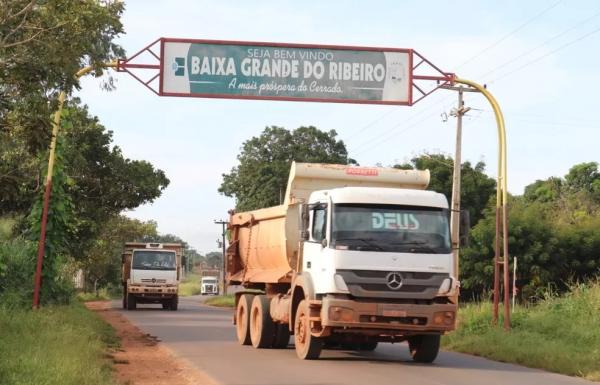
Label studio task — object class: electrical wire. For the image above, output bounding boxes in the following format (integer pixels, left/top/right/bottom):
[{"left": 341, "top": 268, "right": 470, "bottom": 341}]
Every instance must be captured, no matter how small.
[
  {"left": 478, "top": 9, "right": 600, "bottom": 80},
  {"left": 349, "top": 1, "right": 585, "bottom": 160},
  {"left": 454, "top": 0, "right": 563, "bottom": 70},
  {"left": 489, "top": 24, "right": 600, "bottom": 83}
]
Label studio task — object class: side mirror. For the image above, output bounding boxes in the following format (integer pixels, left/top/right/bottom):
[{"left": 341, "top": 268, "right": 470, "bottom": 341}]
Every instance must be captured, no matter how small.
[
  {"left": 459, "top": 209, "right": 470, "bottom": 247},
  {"left": 299, "top": 204, "right": 310, "bottom": 241},
  {"left": 321, "top": 238, "right": 328, "bottom": 248}
]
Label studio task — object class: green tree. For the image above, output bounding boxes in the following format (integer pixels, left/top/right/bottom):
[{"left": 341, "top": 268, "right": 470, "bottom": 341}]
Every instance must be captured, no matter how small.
[
  {"left": 0, "top": 0, "right": 124, "bottom": 151},
  {"left": 59, "top": 103, "right": 169, "bottom": 257},
  {"left": 79, "top": 215, "right": 158, "bottom": 292},
  {"left": 1, "top": 0, "right": 125, "bottom": 216},
  {"left": 461, "top": 162, "right": 600, "bottom": 300},
  {"left": 219, "top": 126, "right": 356, "bottom": 211},
  {"left": 394, "top": 153, "right": 496, "bottom": 225}
]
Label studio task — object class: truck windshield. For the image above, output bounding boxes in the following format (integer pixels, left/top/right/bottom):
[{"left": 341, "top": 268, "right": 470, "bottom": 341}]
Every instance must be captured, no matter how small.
[
  {"left": 332, "top": 204, "right": 451, "bottom": 253},
  {"left": 132, "top": 250, "right": 176, "bottom": 270}
]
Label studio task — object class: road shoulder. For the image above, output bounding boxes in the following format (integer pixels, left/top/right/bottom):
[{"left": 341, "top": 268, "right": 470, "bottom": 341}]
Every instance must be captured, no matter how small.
[{"left": 85, "top": 301, "right": 217, "bottom": 385}]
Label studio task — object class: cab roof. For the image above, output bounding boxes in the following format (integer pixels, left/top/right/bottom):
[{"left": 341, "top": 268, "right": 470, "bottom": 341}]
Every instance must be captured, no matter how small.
[{"left": 312, "top": 187, "right": 448, "bottom": 209}]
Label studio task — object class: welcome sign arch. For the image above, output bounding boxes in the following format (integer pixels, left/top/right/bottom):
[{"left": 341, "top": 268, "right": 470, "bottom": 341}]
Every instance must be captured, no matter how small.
[{"left": 34, "top": 37, "right": 509, "bottom": 330}]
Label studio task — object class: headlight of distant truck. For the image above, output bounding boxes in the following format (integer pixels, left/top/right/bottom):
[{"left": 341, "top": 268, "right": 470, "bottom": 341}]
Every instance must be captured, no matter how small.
[{"left": 437, "top": 278, "right": 452, "bottom": 294}]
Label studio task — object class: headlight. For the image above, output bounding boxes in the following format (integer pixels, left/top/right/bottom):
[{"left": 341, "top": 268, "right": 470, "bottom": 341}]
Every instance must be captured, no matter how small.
[
  {"left": 437, "top": 278, "right": 452, "bottom": 294},
  {"left": 333, "top": 274, "right": 349, "bottom": 292}
]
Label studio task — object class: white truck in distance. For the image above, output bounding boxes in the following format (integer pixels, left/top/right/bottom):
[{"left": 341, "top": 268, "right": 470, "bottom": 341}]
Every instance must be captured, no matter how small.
[
  {"left": 121, "top": 243, "right": 183, "bottom": 311},
  {"left": 227, "top": 162, "right": 461, "bottom": 361},
  {"left": 201, "top": 276, "right": 219, "bottom": 295}
]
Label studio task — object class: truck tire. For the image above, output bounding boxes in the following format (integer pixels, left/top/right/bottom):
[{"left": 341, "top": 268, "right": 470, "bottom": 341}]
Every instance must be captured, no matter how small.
[
  {"left": 272, "top": 324, "right": 290, "bottom": 349},
  {"left": 122, "top": 285, "right": 127, "bottom": 309},
  {"left": 408, "top": 334, "right": 440, "bottom": 363},
  {"left": 170, "top": 295, "right": 179, "bottom": 311},
  {"left": 162, "top": 302, "right": 169, "bottom": 310},
  {"left": 126, "top": 293, "right": 136, "bottom": 310},
  {"left": 294, "top": 299, "right": 323, "bottom": 360},
  {"left": 236, "top": 294, "right": 254, "bottom": 345},
  {"left": 250, "top": 295, "right": 275, "bottom": 348}
]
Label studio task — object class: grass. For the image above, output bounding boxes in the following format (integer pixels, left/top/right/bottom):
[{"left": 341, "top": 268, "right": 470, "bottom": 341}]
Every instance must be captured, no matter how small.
[
  {"left": 0, "top": 302, "right": 118, "bottom": 385},
  {"left": 179, "top": 273, "right": 202, "bottom": 296},
  {"left": 205, "top": 294, "right": 235, "bottom": 307},
  {"left": 443, "top": 280, "right": 600, "bottom": 381},
  {"left": 77, "top": 287, "right": 119, "bottom": 302}
]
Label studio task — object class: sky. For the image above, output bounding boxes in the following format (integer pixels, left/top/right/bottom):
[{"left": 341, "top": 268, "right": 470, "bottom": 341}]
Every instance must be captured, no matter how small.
[{"left": 76, "top": 0, "right": 600, "bottom": 253}]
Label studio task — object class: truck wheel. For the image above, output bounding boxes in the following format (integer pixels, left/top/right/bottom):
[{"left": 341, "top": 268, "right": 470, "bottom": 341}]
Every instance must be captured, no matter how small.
[
  {"left": 272, "top": 324, "right": 290, "bottom": 349},
  {"left": 126, "top": 293, "right": 136, "bottom": 310},
  {"left": 170, "top": 295, "right": 179, "bottom": 311},
  {"left": 162, "top": 302, "right": 169, "bottom": 310},
  {"left": 122, "top": 286, "right": 127, "bottom": 309},
  {"left": 294, "top": 299, "right": 323, "bottom": 360},
  {"left": 236, "top": 294, "right": 254, "bottom": 345},
  {"left": 250, "top": 295, "right": 275, "bottom": 348},
  {"left": 408, "top": 334, "right": 440, "bottom": 363}
]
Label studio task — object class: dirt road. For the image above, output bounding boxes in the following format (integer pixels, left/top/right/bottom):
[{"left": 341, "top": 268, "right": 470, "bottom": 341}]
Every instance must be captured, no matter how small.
[{"left": 113, "top": 296, "right": 594, "bottom": 385}]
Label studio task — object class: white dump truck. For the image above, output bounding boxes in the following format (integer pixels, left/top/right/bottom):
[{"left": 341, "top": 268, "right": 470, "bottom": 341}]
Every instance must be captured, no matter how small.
[
  {"left": 227, "top": 162, "right": 460, "bottom": 361},
  {"left": 121, "top": 242, "right": 183, "bottom": 311}
]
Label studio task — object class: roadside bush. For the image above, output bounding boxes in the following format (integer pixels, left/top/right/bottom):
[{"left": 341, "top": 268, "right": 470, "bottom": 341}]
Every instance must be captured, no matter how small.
[
  {"left": 0, "top": 238, "right": 36, "bottom": 309},
  {"left": 0, "top": 235, "right": 74, "bottom": 309}
]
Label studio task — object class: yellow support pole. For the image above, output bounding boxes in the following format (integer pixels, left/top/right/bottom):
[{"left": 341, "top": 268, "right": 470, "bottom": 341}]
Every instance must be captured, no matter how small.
[
  {"left": 453, "top": 77, "right": 510, "bottom": 330},
  {"left": 33, "top": 62, "right": 117, "bottom": 309}
]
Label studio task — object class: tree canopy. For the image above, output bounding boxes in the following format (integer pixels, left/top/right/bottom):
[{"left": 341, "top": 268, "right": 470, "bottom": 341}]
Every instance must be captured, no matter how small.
[
  {"left": 461, "top": 162, "right": 600, "bottom": 300},
  {"left": 1, "top": 0, "right": 124, "bottom": 152},
  {"left": 219, "top": 126, "right": 356, "bottom": 211}
]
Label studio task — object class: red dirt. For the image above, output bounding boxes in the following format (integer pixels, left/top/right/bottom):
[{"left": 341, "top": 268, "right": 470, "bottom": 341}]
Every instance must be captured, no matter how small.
[{"left": 85, "top": 301, "right": 216, "bottom": 385}]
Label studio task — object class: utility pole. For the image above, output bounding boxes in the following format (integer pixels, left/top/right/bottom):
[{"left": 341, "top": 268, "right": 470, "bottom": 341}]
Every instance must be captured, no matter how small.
[
  {"left": 214, "top": 219, "right": 228, "bottom": 295},
  {"left": 449, "top": 87, "right": 470, "bottom": 280}
]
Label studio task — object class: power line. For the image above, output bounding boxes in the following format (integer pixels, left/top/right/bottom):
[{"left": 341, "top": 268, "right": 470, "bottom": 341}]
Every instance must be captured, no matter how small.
[
  {"left": 350, "top": 96, "right": 449, "bottom": 153},
  {"left": 352, "top": 108, "right": 445, "bottom": 157},
  {"left": 454, "top": 0, "right": 563, "bottom": 70},
  {"left": 479, "top": 9, "right": 600, "bottom": 80},
  {"left": 344, "top": 109, "right": 396, "bottom": 140},
  {"left": 489, "top": 24, "right": 600, "bottom": 83},
  {"left": 348, "top": 1, "right": 567, "bottom": 159}
]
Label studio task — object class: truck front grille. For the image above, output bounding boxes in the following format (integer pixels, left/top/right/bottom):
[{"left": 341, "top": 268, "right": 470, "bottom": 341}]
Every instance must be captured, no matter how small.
[
  {"left": 336, "top": 270, "right": 448, "bottom": 300},
  {"left": 141, "top": 278, "right": 167, "bottom": 284}
]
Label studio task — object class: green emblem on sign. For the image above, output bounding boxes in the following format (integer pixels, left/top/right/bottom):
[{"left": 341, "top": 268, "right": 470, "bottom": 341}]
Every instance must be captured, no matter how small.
[{"left": 173, "top": 57, "right": 185, "bottom": 76}]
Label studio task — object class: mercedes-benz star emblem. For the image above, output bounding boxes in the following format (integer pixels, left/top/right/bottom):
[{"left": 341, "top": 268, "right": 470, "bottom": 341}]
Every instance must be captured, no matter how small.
[
  {"left": 385, "top": 272, "right": 403, "bottom": 290},
  {"left": 151, "top": 278, "right": 156, "bottom": 283}
]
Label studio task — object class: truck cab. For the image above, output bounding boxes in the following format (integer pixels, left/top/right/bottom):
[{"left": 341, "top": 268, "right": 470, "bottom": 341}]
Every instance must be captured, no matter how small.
[
  {"left": 122, "top": 243, "right": 182, "bottom": 311},
  {"left": 304, "top": 187, "right": 455, "bottom": 298},
  {"left": 201, "top": 276, "right": 219, "bottom": 295}
]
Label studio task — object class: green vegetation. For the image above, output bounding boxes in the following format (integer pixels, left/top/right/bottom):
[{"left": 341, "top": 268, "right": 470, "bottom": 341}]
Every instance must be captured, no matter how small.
[
  {"left": 461, "top": 162, "right": 600, "bottom": 299},
  {"left": 444, "top": 280, "right": 600, "bottom": 381},
  {"left": 205, "top": 294, "right": 235, "bottom": 307},
  {"left": 219, "top": 125, "right": 356, "bottom": 211},
  {"left": 0, "top": 302, "right": 118, "bottom": 385},
  {"left": 76, "top": 288, "right": 117, "bottom": 302},
  {"left": 179, "top": 273, "right": 202, "bottom": 297}
]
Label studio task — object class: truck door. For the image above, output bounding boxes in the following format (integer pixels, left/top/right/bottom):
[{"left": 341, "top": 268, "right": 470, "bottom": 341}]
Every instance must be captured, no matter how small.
[{"left": 303, "top": 203, "right": 333, "bottom": 294}]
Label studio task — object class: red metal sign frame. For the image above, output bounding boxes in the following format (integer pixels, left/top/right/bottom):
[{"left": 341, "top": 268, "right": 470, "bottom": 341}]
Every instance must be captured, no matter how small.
[{"left": 117, "top": 37, "right": 454, "bottom": 106}]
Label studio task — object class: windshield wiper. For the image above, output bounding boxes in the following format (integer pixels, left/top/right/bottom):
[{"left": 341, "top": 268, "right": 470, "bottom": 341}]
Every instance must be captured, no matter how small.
[
  {"left": 336, "top": 238, "right": 384, "bottom": 251},
  {"left": 391, "top": 241, "right": 439, "bottom": 253}
]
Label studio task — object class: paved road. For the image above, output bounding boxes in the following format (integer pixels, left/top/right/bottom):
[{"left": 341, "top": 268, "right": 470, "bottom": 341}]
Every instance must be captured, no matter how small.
[{"left": 115, "top": 296, "right": 593, "bottom": 385}]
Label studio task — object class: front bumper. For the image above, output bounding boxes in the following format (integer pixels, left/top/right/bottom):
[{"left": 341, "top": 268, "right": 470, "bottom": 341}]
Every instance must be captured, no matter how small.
[
  {"left": 128, "top": 285, "right": 178, "bottom": 298},
  {"left": 321, "top": 296, "right": 457, "bottom": 333}
]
